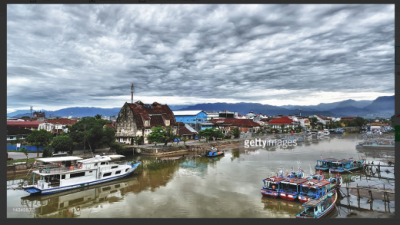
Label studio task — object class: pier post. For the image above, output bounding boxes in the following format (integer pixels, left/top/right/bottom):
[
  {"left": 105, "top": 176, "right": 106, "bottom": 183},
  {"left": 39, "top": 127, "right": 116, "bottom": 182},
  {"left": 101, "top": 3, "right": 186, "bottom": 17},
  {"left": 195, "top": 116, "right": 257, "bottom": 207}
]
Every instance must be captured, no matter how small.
[{"left": 357, "top": 183, "right": 360, "bottom": 200}]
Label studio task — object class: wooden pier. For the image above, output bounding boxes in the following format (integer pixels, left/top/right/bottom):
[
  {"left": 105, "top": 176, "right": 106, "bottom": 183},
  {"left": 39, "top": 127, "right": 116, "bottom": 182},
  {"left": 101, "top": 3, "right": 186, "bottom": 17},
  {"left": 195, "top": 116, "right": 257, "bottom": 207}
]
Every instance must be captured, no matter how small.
[{"left": 341, "top": 182, "right": 395, "bottom": 202}]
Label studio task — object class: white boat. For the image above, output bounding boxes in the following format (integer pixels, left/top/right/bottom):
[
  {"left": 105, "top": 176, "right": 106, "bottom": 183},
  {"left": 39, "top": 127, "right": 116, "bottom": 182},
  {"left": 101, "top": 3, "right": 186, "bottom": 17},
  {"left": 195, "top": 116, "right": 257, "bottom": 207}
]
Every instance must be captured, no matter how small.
[
  {"left": 22, "top": 155, "right": 141, "bottom": 195},
  {"left": 323, "top": 129, "right": 330, "bottom": 136}
]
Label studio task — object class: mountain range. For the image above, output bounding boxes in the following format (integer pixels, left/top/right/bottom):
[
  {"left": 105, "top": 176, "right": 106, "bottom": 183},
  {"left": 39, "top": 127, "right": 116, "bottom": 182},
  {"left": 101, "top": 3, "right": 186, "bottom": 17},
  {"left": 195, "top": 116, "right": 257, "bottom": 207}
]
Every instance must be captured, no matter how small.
[{"left": 7, "top": 95, "right": 394, "bottom": 119}]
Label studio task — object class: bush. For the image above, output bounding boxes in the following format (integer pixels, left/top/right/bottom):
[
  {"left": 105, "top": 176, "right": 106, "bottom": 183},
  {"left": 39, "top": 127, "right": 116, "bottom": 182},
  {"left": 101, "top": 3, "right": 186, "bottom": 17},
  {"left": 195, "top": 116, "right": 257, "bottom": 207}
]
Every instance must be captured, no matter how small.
[
  {"left": 110, "top": 142, "right": 126, "bottom": 155},
  {"left": 42, "top": 146, "right": 53, "bottom": 157}
]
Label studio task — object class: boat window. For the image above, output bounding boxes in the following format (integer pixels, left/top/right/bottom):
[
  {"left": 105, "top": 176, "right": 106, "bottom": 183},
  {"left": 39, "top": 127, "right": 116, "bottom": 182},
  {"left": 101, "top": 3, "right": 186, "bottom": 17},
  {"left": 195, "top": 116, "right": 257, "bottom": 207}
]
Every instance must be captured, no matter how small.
[
  {"left": 111, "top": 166, "right": 118, "bottom": 169},
  {"left": 125, "top": 168, "right": 129, "bottom": 172},
  {"left": 60, "top": 203, "right": 64, "bottom": 208},
  {"left": 70, "top": 172, "right": 85, "bottom": 178},
  {"left": 61, "top": 175, "right": 66, "bottom": 179},
  {"left": 101, "top": 162, "right": 106, "bottom": 165},
  {"left": 115, "top": 170, "right": 121, "bottom": 174},
  {"left": 89, "top": 171, "right": 93, "bottom": 173},
  {"left": 103, "top": 172, "right": 112, "bottom": 177},
  {"left": 102, "top": 187, "right": 111, "bottom": 191},
  {"left": 94, "top": 163, "right": 98, "bottom": 166}
]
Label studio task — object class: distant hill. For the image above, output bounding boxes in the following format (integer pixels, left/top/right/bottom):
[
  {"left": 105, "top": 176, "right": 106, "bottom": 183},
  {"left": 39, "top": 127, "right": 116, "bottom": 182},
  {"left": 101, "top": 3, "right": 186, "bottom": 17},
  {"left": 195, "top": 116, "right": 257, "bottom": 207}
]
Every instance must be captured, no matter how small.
[
  {"left": 8, "top": 95, "right": 393, "bottom": 119},
  {"left": 179, "top": 102, "right": 336, "bottom": 116},
  {"left": 280, "top": 99, "right": 373, "bottom": 111}
]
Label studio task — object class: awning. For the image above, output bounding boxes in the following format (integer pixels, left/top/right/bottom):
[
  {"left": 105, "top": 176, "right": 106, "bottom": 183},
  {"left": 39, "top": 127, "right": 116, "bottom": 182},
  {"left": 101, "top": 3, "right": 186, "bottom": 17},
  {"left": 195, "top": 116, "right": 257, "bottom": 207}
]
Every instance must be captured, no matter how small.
[{"left": 36, "top": 156, "right": 83, "bottom": 163}]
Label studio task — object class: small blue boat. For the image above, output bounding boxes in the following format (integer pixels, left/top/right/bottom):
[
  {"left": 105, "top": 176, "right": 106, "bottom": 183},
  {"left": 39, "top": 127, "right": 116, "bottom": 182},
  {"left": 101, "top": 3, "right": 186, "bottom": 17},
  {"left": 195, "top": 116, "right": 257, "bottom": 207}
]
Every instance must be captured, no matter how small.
[
  {"left": 205, "top": 147, "right": 224, "bottom": 157},
  {"left": 329, "top": 159, "right": 364, "bottom": 173},
  {"left": 296, "top": 191, "right": 337, "bottom": 218}
]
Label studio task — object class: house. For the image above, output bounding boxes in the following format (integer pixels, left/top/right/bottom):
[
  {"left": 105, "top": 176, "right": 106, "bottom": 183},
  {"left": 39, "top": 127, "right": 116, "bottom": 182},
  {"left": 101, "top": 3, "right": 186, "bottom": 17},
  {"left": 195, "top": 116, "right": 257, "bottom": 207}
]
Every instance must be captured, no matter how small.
[
  {"left": 309, "top": 115, "right": 331, "bottom": 125},
  {"left": 103, "top": 123, "right": 116, "bottom": 131},
  {"left": 115, "top": 101, "right": 177, "bottom": 145},
  {"left": 7, "top": 125, "right": 32, "bottom": 143},
  {"left": 173, "top": 110, "right": 208, "bottom": 131},
  {"left": 298, "top": 118, "right": 310, "bottom": 129},
  {"left": 268, "top": 116, "right": 299, "bottom": 130},
  {"left": 176, "top": 122, "right": 198, "bottom": 139},
  {"left": 245, "top": 111, "right": 256, "bottom": 120},
  {"left": 33, "top": 111, "right": 46, "bottom": 121},
  {"left": 218, "top": 110, "right": 238, "bottom": 119},
  {"left": 211, "top": 119, "right": 260, "bottom": 135},
  {"left": 38, "top": 118, "right": 78, "bottom": 135},
  {"left": 6, "top": 121, "right": 44, "bottom": 130},
  {"left": 205, "top": 111, "right": 219, "bottom": 121}
]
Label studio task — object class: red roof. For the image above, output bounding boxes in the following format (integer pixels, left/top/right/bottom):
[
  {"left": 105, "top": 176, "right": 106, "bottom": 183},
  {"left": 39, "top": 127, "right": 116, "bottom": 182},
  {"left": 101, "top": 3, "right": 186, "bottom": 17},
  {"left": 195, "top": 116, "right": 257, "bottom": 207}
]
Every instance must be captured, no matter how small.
[
  {"left": 45, "top": 118, "right": 78, "bottom": 125},
  {"left": 268, "top": 116, "right": 295, "bottom": 125},
  {"left": 177, "top": 126, "right": 197, "bottom": 136},
  {"left": 126, "top": 101, "right": 176, "bottom": 128},
  {"left": 104, "top": 123, "right": 115, "bottom": 130},
  {"left": 211, "top": 119, "right": 260, "bottom": 127},
  {"left": 7, "top": 121, "right": 44, "bottom": 128},
  {"left": 316, "top": 115, "right": 327, "bottom": 120}
]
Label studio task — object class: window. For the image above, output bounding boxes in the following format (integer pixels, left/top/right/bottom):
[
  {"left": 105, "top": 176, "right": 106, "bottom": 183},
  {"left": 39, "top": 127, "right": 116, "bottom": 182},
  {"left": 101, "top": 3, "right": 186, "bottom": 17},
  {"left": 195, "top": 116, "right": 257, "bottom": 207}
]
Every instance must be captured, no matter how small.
[
  {"left": 102, "top": 187, "right": 111, "bottom": 191},
  {"left": 61, "top": 175, "right": 66, "bottom": 179},
  {"left": 125, "top": 169, "right": 129, "bottom": 172},
  {"left": 115, "top": 170, "right": 121, "bottom": 174},
  {"left": 103, "top": 172, "right": 112, "bottom": 177},
  {"left": 111, "top": 166, "right": 118, "bottom": 169},
  {"left": 94, "top": 163, "right": 98, "bottom": 166},
  {"left": 70, "top": 172, "right": 85, "bottom": 178},
  {"left": 101, "top": 162, "right": 106, "bottom": 165},
  {"left": 60, "top": 203, "right": 64, "bottom": 208}
]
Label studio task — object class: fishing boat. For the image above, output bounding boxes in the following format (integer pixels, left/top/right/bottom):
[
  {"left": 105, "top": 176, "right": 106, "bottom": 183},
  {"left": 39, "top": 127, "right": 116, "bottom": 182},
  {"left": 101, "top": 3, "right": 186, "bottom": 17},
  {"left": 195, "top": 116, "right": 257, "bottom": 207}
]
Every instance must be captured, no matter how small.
[
  {"left": 361, "top": 142, "right": 394, "bottom": 150},
  {"left": 331, "top": 128, "right": 344, "bottom": 134},
  {"left": 298, "top": 174, "right": 339, "bottom": 203},
  {"left": 22, "top": 155, "right": 141, "bottom": 195},
  {"left": 278, "top": 177, "right": 309, "bottom": 201},
  {"left": 329, "top": 158, "right": 364, "bottom": 173},
  {"left": 323, "top": 129, "right": 330, "bottom": 136},
  {"left": 261, "top": 176, "right": 286, "bottom": 198},
  {"left": 205, "top": 147, "right": 224, "bottom": 157},
  {"left": 296, "top": 191, "right": 337, "bottom": 218},
  {"left": 315, "top": 158, "right": 338, "bottom": 171}
]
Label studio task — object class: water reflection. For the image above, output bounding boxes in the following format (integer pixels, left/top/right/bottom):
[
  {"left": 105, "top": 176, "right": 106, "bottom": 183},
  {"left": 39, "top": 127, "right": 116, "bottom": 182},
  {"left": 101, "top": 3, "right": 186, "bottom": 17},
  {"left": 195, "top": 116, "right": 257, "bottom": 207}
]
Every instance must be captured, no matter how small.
[{"left": 7, "top": 134, "right": 394, "bottom": 218}]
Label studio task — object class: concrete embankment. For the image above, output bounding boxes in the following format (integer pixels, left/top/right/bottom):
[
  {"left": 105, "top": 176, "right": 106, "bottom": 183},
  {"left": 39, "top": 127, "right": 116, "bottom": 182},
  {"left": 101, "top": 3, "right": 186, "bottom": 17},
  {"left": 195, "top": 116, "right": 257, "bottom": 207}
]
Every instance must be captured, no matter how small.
[{"left": 136, "top": 140, "right": 241, "bottom": 156}]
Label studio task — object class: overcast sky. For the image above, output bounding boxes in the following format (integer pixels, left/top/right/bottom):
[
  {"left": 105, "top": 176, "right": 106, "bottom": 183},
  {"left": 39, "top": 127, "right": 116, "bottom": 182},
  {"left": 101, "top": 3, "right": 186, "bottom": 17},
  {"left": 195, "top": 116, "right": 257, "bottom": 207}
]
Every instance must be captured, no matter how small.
[{"left": 7, "top": 4, "right": 394, "bottom": 113}]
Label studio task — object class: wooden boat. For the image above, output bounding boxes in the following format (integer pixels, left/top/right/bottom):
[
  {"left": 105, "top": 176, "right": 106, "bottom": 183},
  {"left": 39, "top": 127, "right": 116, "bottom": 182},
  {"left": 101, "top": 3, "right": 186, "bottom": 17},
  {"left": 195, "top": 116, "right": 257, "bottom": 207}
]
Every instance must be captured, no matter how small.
[
  {"left": 205, "top": 147, "right": 224, "bottom": 157},
  {"left": 329, "top": 159, "right": 364, "bottom": 173},
  {"left": 298, "top": 177, "right": 338, "bottom": 203},
  {"left": 261, "top": 176, "right": 286, "bottom": 198},
  {"left": 296, "top": 191, "right": 337, "bottom": 218},
  {"left": 278, "top": 177, "right": 308, "bottom": 201},
  {"left": 315, "top": 158, "right": 338, "bottom": 171}
]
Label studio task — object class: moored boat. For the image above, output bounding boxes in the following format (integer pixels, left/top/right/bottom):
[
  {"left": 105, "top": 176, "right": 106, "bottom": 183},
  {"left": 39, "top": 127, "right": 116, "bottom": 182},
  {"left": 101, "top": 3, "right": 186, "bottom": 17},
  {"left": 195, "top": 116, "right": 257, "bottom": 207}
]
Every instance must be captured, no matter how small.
[
  {"left": 22, "top": 155, "right": 141, "bottom": 195},
  {"left": 329, "top": 158, "right": 364, "bottom": 173},
  {"left": 296, "top": 191, "right": 337, "bottom": 218},
  {"left": 205, "top": 147, "right": 225, "bottom": 157},
  {"left": 261, "top": 176, "right": 286, "bottom": 198}
]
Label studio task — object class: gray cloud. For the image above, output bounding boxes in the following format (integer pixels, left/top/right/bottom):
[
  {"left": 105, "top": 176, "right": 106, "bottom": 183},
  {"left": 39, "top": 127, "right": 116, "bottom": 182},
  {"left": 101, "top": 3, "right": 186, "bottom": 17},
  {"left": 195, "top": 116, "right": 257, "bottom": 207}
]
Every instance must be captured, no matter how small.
[{"left": 7, "top": 4, "right": 394, "bottom": 111}]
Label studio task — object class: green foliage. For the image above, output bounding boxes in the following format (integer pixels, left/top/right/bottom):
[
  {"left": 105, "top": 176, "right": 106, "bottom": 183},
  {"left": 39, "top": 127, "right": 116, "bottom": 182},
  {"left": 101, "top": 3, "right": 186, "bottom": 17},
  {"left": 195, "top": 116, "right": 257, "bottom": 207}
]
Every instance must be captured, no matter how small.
[
  {"left": 42, "top": 146, "right": 53, "bottom": 157},
  {"left": 309, "top": 117, "right": 318, "bottom": 129},
  {"left": 147, "top": 126, "right": 165, "bottom": 143},
  {"left": 390, "top": 115, "right": 395, "bottom": 127},
  {"left": 132, "top": 136, "right": 144, "bottom": 145},
  {"left": 94, "top": 114, "right": 102, "bottom": 120},
  {"left": 198, "top": 128, "right": 224, "bottom": 141},
  {"left": 232, "top": 128, "right": 240, "bottom": 139},
  {"left": 20, "top": 116, "right": 30, "bottom": 119},
  {"left": 25, "top": 129, "right": 53, "bottom": 156},
  {"left": 68, "top": 117, "right": 115, "bottom": 152},
  {"left": 51, "top": 135, "right": 74, "bottom": 154},
  {"left": 20, "top": 147, "right": 29, "bottom": 164},
  {"left": 109, "top": 142, "right": 126, "bottom": 155}
]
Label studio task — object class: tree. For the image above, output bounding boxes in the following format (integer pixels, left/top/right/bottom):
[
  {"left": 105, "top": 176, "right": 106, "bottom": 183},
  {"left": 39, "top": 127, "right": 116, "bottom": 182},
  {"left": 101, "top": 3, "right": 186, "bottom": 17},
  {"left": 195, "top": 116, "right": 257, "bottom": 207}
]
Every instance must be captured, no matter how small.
[
  {"left": 68, "top": 117, "right": 115, "bottom": 152},
  {"left": 132, "top": 136, "right": 144, "bottom": 145},
  {"left": 25, "top": 129, "right": 53, "bottom": 157},
  {"left": 198, "top": 128, "right": 224, "bottom": 142},
  {"left": 51, "top": 135, "right": 74, "bottom": 154},
  {"left": 232, "top": 127, "right": 240, "bottom": 139},
  {"left": 147, "top": 126, "right": 165, "bottom": 143},
  {"left": 390, "top": 115, "right": 395, "bottom": 127},
  {"left": 310, "top": 117, "right": 318, "bottom": 129},
  {"left": 20, "top": 147, "right": 29, "bottom": 165},
  {"left": 94, "top": 114, "right": 102, "bottom": 120}
]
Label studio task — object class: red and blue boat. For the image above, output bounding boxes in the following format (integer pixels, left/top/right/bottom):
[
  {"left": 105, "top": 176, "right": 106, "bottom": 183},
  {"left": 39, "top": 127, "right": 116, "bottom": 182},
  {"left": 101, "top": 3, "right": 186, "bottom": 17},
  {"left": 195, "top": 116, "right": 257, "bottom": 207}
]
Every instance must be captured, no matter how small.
[
  {"left": 296, "top": 191, "right": 337, "bottom": 218},
  {"left": 261, "top": 176, "right": 286, "bottom": 198}
]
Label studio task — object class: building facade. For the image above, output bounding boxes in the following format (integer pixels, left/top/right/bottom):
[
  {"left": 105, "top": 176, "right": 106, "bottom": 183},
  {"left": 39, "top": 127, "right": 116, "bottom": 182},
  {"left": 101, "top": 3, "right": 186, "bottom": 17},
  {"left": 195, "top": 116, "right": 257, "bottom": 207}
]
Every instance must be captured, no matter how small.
[
  {"left": 173, "top": 110, "right": 208, "bottom": 131},
  {"left": 115, "top": 101, "right": 177, "bottom": 144}
]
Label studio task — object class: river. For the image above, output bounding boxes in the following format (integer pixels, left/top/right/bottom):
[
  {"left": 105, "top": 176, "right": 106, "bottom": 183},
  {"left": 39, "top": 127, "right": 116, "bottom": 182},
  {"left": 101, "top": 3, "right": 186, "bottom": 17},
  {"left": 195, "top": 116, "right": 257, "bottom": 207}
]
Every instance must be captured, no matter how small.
[{"left": 7, "top": 133, "right": 395, "bottom": 218}]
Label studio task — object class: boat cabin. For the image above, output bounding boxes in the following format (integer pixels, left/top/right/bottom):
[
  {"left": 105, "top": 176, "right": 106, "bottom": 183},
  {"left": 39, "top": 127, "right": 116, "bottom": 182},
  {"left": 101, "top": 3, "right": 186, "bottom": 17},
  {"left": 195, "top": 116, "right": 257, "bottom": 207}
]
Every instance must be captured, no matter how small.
[
  {"left": 300, "top": 179, "right": 333, "bottom": 199},
  {"left": 315, "top": 158, "right": 338, "bottom": 170}
]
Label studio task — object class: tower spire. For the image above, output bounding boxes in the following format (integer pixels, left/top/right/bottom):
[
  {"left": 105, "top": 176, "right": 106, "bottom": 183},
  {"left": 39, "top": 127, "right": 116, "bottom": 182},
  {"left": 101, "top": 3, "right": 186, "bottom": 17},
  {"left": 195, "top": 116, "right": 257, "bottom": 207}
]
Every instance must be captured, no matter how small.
[{"left": 131, "top": 83, "right": 134, "bottom": 103}]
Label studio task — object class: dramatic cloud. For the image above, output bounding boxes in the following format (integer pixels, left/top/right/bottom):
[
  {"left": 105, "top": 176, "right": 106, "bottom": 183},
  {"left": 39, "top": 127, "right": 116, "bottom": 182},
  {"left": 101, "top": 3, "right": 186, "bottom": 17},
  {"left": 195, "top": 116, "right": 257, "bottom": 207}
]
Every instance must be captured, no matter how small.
[{"left": 7, "top": 4, "right": 394, "bottom": 112}]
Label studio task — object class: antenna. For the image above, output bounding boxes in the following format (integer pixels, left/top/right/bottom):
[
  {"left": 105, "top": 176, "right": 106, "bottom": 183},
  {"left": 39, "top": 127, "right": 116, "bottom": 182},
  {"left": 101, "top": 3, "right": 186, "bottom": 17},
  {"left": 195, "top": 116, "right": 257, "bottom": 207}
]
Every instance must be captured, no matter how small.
[{"left": 131, "top": 83, "right": 134, "bottom": 104}]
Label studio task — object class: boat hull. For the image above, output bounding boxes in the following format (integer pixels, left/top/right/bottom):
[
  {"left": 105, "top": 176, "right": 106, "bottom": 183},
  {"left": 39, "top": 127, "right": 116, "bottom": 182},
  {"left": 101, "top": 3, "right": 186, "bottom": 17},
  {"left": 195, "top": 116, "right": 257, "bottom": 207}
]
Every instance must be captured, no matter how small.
[
  {"left": 23, "top": 163, "right": 140, "bottom": 195},
  {"left": 296, "top": 192, "right": 337, "bottom": 218},
  {"left": 261, "top": 189, "right": 279, "bottom": 198},
  {"left": 205, "top": 152, "right": 224, "bottom": 157}
]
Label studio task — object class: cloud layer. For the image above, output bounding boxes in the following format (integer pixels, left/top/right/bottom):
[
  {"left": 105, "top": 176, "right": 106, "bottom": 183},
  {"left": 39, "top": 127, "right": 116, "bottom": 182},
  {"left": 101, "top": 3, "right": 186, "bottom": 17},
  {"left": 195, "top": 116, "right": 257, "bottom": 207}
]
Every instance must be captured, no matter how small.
[{"left": 7, "top": 4, "right": 394, "bottom": 112}]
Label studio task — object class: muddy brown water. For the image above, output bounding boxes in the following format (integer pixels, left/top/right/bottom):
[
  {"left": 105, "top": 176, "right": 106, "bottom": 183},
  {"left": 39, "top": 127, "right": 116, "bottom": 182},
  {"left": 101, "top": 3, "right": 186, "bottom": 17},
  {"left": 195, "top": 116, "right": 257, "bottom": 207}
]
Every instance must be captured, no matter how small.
[{"left": 7, "top": 134, "right": 395, "bottom": 218}]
